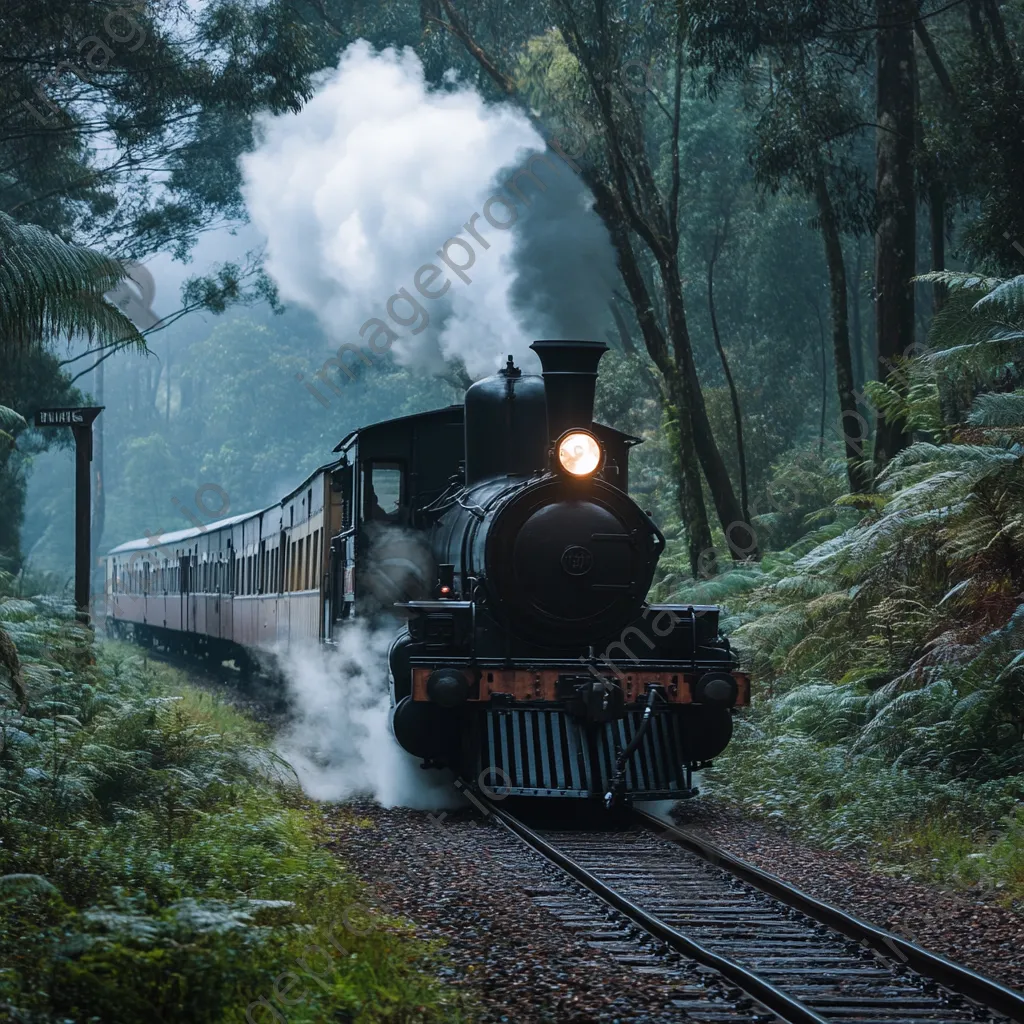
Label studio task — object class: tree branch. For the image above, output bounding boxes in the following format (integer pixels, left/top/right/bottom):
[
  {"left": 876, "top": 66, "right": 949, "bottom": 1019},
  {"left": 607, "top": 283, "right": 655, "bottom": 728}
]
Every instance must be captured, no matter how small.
[
  {"left": 434, "top": 0, "right": 516, "bottom": 95},
  {"left": 914, "top": 14, "right": 958, "bottom": 102},
  {"left": 68, "top": 343, "right": 124, "bottom": 384},
  {"left": 668, "top": 18, "right": 684, "bottom": 249}
]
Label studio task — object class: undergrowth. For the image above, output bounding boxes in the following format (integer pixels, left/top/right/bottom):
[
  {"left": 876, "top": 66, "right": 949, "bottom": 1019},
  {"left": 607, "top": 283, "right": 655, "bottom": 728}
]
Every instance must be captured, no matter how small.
[
  {"left": 667, "top": 274, "right": 1024, "bottom": 905},
  {"left": 704, "top": 720, "right": 1024, "bottom": 900},
  {"left": 0, "top": 582, "right": 469, "bottom": 1023}
]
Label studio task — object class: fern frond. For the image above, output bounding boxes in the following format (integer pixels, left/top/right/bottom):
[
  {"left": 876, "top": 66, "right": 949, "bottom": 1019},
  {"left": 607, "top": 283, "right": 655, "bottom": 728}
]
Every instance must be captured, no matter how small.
[
  {"left": 881, "top": 442, "right": 1019, "bottom": 490},
  {"left": 0, "top": 211, "right": 147, "bottom": 352},
  {"left": 973, "top": 275, "right": 1024, "bottom": 315},
  {"left": 967, "top": 391, "right": 1024, "bottom": 426},
  {"left": 914, "top": 271, "right": 1003, "bottom": 294}
]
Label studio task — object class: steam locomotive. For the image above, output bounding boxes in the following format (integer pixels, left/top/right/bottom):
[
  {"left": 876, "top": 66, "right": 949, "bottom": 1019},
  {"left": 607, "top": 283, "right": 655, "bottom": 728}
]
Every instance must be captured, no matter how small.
[{"left": 103, "top": 340, "right": 748, "bottom": 804}]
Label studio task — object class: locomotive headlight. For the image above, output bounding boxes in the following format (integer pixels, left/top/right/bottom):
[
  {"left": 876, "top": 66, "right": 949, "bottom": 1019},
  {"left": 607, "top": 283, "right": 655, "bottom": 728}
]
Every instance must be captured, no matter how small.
[
  {"left": 557, "top": 432, "right": 602, "bottom": 479},
  {"left": 557, "top": 430, "right": 603, "bottom": 476}
]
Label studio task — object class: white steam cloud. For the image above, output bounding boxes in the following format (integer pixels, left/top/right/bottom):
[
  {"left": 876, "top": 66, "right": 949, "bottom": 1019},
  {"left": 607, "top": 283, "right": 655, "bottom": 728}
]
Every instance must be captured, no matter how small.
[
  {"left": 241, "top": 40, "right": 547, "bottom": 377},
  {"left": 274, "top": 624, "right": 461, "bottom": 810},
  {"left": 241, "top": 40, "right": 620, "bottom": 380}
]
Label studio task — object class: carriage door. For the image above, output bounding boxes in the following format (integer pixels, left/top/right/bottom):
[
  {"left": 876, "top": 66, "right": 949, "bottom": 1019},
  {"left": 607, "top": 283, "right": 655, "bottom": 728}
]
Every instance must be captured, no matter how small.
[{"left": 179, "top": 554, "right": 191, "bottom": 632}]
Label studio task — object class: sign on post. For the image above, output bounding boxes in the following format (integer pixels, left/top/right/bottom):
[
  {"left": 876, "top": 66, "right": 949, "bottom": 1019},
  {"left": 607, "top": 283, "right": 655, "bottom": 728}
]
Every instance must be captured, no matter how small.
[
  {"left": 34, "top": 407, "right": 104, "bottom": 622},
  {"left": 34, "top": 408, "right": 102, "bottom": 427}
]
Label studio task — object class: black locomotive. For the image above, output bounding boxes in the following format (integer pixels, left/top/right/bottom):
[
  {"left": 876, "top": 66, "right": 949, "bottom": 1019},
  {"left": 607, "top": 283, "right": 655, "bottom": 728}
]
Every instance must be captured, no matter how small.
[
  {"left": 388, "top": 340, "right": 748, "bottom": 804},
  {"left": 104, "top": 338, "right": 747, "bottom": 805}
]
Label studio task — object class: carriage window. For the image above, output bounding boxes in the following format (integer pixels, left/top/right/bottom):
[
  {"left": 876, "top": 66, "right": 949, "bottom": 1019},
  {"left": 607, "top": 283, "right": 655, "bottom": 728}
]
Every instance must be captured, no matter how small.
[{"left": 365, "top": 463, "right": 403, "bottom": 522}]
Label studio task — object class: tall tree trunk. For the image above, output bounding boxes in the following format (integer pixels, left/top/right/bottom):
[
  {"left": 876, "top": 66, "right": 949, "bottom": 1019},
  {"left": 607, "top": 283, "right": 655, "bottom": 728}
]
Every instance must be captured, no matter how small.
[
  {"left": 930, "top": 180, "right": 947, "bottom": 313},
  {"left": 664, "top": 260, "right": 757, "bottom": 560},
  {"left": 815, "top": 170, "right": 869, "bottom": 491},
  {"left": 707, "top": 244, "right": 750, "bottom": 523},
  {"left": 428, "top": 0, "right": 748, "bottom": 565},
  {"left": 874, "top": 0, "right": 917, "bottom": 476},
  {"left": 666, "top": 370, "right": 718, "bottom": 576},
  {"left": 812, "top": 299, "right": 827, "bottom": 457},
  {"left": 590, "top": 183, "right": 715, "bottom": 574},
  {"left": 91, "top": 356, "right": 104, "bottom": 613},
  {"left": 850, "top": 237, "right": 865, "bottom": 389},
  {"left": 915, "top": 10, "right": 956, "bottom": 319},
  {"left": 981, "top": 0, "right": 1019, "bottom": 85}
]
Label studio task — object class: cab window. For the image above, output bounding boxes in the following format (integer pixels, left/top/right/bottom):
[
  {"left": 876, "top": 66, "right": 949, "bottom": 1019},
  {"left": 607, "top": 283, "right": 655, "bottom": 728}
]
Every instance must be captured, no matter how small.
[{"left": 364, "top": 462, "right": 403, "bottom": 523}]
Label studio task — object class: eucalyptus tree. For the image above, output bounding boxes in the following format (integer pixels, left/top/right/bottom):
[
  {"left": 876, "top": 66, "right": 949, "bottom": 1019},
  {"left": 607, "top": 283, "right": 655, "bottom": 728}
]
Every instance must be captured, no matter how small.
[
  {"left": 872, "top": 0, "right": 918, "bottom": 473},
  {"left": 0, "top": 0, "right": 324, "bottom": 256},
  {"left": 0, "top": 0, "right": 329, "bottom": 563},
  {"left": 686, "top": 0, "right": 897, "bottom": 491},
  {"left": 344, "top": 0, "right": 758, "bottom": 573},
  {"left": 672, "top": 91, "right": 759, "bottom": 523}
]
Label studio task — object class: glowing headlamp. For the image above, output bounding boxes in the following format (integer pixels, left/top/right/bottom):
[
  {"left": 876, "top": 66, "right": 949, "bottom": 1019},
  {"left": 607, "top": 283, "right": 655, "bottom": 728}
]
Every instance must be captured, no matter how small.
[{"left": 556, "top": 430, "right": 603, "bottom": 477}]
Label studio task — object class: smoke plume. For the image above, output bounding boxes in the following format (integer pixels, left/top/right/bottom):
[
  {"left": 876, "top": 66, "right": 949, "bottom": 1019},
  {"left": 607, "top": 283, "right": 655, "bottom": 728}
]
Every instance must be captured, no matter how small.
[{"left": 240, "top": 39, "right": 620, "bottom": 379}]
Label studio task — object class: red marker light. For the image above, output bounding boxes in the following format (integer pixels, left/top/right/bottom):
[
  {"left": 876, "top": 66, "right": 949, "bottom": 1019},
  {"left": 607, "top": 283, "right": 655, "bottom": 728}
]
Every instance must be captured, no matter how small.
[{"left": 440, "top": 585, "right": 451, "bottom": 596}]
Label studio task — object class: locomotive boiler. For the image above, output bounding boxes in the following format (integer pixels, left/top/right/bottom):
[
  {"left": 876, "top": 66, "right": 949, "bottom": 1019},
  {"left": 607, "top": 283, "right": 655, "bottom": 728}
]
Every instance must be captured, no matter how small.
[{"left": 102, "top": 338, "right": 748, "bottom": 806}]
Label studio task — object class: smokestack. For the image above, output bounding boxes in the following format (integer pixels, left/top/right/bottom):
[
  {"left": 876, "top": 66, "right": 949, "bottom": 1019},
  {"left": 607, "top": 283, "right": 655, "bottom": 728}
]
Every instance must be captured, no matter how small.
[{"left": 529, "top": 339, "right": 608, "bottom": 441}]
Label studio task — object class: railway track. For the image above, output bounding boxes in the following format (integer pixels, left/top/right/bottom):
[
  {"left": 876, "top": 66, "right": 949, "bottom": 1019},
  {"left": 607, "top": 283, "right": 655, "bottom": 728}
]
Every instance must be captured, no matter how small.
[{"left": 489, "top": 802, "right": 1024, "bottom": 1024}]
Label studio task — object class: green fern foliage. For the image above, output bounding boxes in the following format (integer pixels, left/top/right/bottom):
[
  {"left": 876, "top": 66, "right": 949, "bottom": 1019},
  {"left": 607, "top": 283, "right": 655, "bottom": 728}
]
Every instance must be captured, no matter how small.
[
  {"left": 665, "top": 299, "right": 1024, "bottom": 889},
  {"left": 0, "top": 587, "right": 469, "bottom": 1023},
  {"left": 0, "top": 211, "right": 146, "bottom": 353},
  {"left": 967, "top": 390, "right": 1024, "bottom": 426}
]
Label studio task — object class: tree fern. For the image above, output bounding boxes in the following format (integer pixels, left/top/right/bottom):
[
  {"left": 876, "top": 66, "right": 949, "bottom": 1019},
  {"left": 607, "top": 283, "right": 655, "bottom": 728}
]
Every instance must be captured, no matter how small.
[
  {"left": 915, "top": 271, "right": 1005, "bottom": 295},
  {"left": 0, "top": 212, "right": 146, "bottom": 353}
]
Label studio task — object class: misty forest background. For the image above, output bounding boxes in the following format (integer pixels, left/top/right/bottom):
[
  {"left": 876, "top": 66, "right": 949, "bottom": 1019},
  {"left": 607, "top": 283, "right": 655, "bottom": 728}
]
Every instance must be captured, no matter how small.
[{"left": 4, "top": 0, "right": 1024, "bottom": 1019}]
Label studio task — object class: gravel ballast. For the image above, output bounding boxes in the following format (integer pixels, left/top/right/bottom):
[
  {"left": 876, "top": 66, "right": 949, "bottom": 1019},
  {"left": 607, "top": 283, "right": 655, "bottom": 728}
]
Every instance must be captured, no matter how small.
[
  {"left": 322, "top": 801, "right": 777, "bottom": 1023},
  {"left": 671, "top": 797, "right": 1024, "bottom": 994}
]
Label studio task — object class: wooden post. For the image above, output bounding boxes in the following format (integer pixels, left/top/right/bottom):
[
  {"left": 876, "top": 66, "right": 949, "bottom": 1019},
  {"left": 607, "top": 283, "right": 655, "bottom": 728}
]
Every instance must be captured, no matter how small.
[
  {"left": 34, "top": 407, "right": 104, "bottom": 623},
  {"left": 72, "top": 421, "right": 92, "bottom": 621}
]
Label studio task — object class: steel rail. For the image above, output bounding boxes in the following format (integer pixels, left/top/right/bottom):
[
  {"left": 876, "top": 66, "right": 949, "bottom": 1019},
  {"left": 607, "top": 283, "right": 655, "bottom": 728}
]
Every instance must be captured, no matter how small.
[
  {"left": 488, "top": 801, "right": 830, "bottom": 1024},
  {"left": 632, "top": 809, "right": 1024, "bottom": 1023}
]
